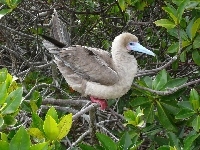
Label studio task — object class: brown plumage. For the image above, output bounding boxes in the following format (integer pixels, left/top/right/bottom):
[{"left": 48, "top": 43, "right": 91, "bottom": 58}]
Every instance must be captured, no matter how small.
[{"left": 42, "top": 10, "right": 155, "bottom": 109}]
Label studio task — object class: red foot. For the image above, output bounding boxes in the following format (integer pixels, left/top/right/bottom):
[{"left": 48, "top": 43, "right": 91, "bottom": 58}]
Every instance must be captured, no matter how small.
[{"left": 90, "top": 96, "right": 108, "bottom": 110}]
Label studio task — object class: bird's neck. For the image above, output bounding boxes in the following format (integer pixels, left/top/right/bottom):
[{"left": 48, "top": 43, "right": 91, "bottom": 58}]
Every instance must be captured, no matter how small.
[{"left": 111, "top": 49, "right": 138, "bottom": 79}]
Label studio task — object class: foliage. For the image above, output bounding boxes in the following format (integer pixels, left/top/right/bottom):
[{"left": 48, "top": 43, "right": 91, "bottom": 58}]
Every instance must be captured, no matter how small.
[
  {"left": 0, "top": 0, "right": 21, "bottom": 19},
  {"left": 0, "top": 0, "right": 200, "bottom": 149},
  {"left": 0, "top": 68, "right": 23, "bottom": 128}
]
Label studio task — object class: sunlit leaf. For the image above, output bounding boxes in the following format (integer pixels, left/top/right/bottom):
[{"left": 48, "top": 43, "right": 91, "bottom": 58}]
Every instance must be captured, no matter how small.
[
  {"left": 162, "top": 5, "right": 178, "bottom": 25},
  {"left": 30, "top": 142, "right": 48, "bottom": 150},
  {"left": 2, "top": 87, "right": 23, "bottom": 115},
  {"left": 0, "top": 141, "right": 9, "bottom": 150},
  {"left": 57, "top": 113, "right": 72, "bottom": 140},
  {"left": 154, "top": 19, "right": 176, "bottom": 29},
  {"left": 43, "top": 115, "right": 59, "bottom": 141},
  {"left": 0, "top": 82, "right": 7, "bottom": 104},
  {"left": 0, "top": 117, "right": 4, "bottom": 128},
  {"left": 118, "top": 0, "right": 126, "bottom": 11},
  {"left": 0, "top": 68, "right": 7, "bottom": 83},
  {"left": 28, "top": 128, "right": 45, "bottom": 140},
  {"left": 45, "top": 107, "right": 58, "bottom": 123}
]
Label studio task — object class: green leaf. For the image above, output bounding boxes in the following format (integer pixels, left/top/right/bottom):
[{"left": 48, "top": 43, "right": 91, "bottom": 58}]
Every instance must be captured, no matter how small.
[
  {"left": 177, "top": 0, "right": 190, "bottom": 23},
  {"left": 0, "top": 141, "right": 9, "bottom": 150},
  {"left": 160, "top": 101, "right": 179, "bottom": 114},
  {"left": 192, "top": 49, "right": 200, "bottom": 66},
  {"left": 156, "top": 101, "right": 177, "bottom": 131},
  {"left": 2, "top": 87, "right": 23, "bottom": 115},
  {"left": 0, "top": 116, "right": 4, "bottom": 127},
  {"left": 144, "top": 104, "right": 154, "bottom": 123},
  {"left": 0, "top": 132, "right": 8, "bottom": 141},
  {"left": 79, "top": 144, "right": 96, "bottom": 150},
  {"left": 175, "top": 108, "right": 195, "bottom": 119},
  {"left": 167, "top": 42, "right": 179, "bottom": 53},
  {"left": 152, "top": 70, "right": 168, "bottom": 90},
  {"left": 130, "top": 97, "right": 150, "bottom": 107},
  {"left": 189, "top": 88, "right": 200, "bottom": 111},
  {"left": 9, "top": 127, "right": 31, "bottom": 150},
  {"left": 0, "top": 9, "right": 12, "bottom": 19},
  {"left": 43, "top": 115, "right": 59, "bottom": 141},
  {"left": 28, "top": 128, "right": 45, "bottom": 140},
  {"left": 143, "top": 76, "right": 152, "bottom": 88},
  {"left": 154, "top": 19, "right": 176, "bottom": 29},
  {"left": 162, "top": 5, "right": 178, "bottom": 25},
  {"left": 118, "top": 132, "right": 132, "bottom": 150},
  {"left": 183, "top": 133, "right": 200, "bottom": 150},
  {"left": 177, "top": 101, "right": 193, "bottom": 110},
  {"left": 30, "top": 142, "right": 48, "bottom": 150},
  {"left": 162, "top": 77, "right": 187, "bottom": 89},
  {"left": 0, "top": 68, "right": 7, "bottom": 83},
  {"left": 192, "top": 115, "right": 200, "bottom": 132},
  {"left": 96, "top": 133, "right": 117, "bottom": 150},
  {"left": 32, "top": 113, "right": 44, "bottom": 132},
  {"left": 191, "top": 18, "right": 200, "bottom": 40},
  {"left": 118, "top": 0, "right": 126, "bottom": 11},
  {"left": 168, "top": 28, "right": 189, "bottom": 40},
  {"left": 180, "top": 50, "right": 186, "bottom": 62},
  {"left": 193, "top": 35, "right": 200, "bottom": 49},
  {"left": 124, "top": 110, "right": 136, "bottom": 122},
  {"left": 0, "top": 82, "right": 7, "bottom": 104},
  {"left": 168, "top": 132, "right": 180, "bottom": 148},
  {"left": 3, "top": 115, "right": 16, "bottom": 126},
  {"left": 57, "top": 113, "right": 72, "bottom": 140},
  {"left": 167, "top": 41, "right": 190, "bottom": 54},
  {"left": 46, "top": 107, "right": 58, "bottom": 123}
]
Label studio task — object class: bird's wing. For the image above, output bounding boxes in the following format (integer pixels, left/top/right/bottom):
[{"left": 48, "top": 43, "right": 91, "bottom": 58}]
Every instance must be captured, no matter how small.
[
  {"left": 43, "top": 40, "right": 119, "bottom": 85},
  {"left": 51, "top": 10, "right": 71, "bottom": 46}
]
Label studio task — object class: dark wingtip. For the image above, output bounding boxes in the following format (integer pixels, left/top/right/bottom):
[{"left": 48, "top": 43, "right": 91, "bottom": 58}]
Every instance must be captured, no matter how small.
[{"left": 39, "top": 34, "right": 66, "bottom": 48}]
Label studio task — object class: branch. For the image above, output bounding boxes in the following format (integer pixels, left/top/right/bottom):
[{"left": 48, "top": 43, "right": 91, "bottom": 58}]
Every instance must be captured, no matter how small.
[
  {"left": 24, "top": 83, "right": 51, "bottom": 100},
  {"left": 136, "top": 56, "right": 177, "bottom": 77},
  {"left": 0, "top": 23, "right": 34, "bottom": 39}
]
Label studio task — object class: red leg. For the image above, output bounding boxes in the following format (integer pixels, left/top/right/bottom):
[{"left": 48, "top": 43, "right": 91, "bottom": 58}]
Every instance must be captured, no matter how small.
[{"left": 90, "top": 96, "right": 108, "bottom": 110}]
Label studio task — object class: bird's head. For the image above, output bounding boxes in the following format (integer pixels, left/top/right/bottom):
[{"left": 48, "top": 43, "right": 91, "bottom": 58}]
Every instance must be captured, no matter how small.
[{"left": 112, "top": 32, "right": 155, "bottom": 56}]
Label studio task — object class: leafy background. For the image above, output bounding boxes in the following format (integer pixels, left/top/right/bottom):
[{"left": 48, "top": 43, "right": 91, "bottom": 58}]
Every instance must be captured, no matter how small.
[{"left": 0, "top": 0, "right": 200, "bottom": 149}]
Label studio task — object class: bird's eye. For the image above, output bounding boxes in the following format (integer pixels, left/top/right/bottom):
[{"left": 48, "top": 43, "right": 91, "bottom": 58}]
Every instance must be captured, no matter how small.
[{"left": 129, "top": 42, "right": 134, "bottom": 46}]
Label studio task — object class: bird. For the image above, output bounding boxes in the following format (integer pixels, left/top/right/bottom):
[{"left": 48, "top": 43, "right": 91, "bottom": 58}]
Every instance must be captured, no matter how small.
[{"left": 42, "top": 10, "right": 155, "bottom": 110}]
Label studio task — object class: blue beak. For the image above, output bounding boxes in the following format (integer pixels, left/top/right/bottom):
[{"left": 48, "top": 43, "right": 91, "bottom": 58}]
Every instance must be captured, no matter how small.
[{"left": 130, "top": 43, "right": 155, "bottom": 56}]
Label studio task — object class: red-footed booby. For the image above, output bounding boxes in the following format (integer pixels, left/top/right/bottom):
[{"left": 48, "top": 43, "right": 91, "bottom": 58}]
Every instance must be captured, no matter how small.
[{"left": 42, "top": 11, "right": 155, "bottom": 110}]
